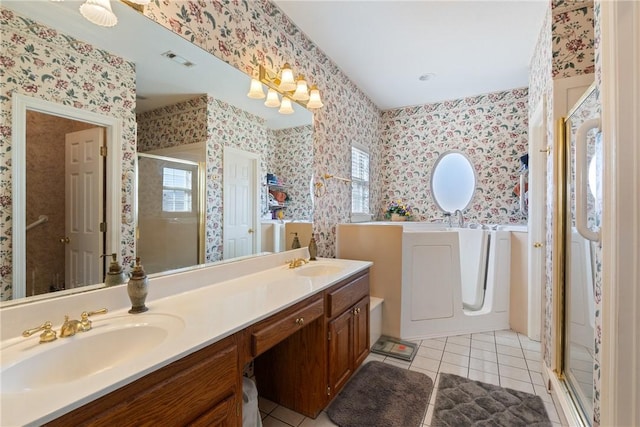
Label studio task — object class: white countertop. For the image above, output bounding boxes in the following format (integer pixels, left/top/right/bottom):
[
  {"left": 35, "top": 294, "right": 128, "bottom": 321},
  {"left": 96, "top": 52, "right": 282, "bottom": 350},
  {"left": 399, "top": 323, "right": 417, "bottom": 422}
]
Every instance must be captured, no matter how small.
[{"left": 0, "top": 254, "right": 372, "bottom": 426}]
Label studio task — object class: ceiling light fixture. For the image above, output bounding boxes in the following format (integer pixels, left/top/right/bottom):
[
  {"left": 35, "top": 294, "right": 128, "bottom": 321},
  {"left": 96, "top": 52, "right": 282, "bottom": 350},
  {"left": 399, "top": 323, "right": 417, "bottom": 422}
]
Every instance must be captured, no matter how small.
[
  {"left": 248, "top": 64, "right": 324, "bottom": 113},
  {"left": 79, "top": 0, "right": 117, "bottom": 27}
]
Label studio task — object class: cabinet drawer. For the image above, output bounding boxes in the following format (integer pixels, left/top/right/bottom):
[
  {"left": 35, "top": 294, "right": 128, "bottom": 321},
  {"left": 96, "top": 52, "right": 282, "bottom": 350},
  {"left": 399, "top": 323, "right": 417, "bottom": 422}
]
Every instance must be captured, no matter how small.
[
  {"left": 327, "top": 273, "right": 369, "bottom": 318},
  {"left": 251, "top": 298, "right": 324, "bottom": 357}
]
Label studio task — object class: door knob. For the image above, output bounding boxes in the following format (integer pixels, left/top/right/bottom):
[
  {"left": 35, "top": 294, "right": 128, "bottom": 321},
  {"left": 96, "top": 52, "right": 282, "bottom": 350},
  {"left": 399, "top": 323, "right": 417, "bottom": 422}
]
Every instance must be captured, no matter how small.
[
  {"left": 60, "top": 237, "right": 70, "bottom": 244},
  {"left": 533, "top": 242, "right": 543, "bottom": 248},
  {"left": 248, "top": 228, "right": 254, "bottom": 234}
]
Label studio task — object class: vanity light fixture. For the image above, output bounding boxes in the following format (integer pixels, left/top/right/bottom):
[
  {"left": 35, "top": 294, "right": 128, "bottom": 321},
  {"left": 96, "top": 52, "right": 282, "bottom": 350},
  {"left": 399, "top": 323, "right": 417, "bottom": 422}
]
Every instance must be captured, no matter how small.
[
  {"left": 79, "top": 0, "right": 117, "bottom": 27},
  {"left": 292, "top": 76, "right": 310, "bottom": 101},
  {"left": 279, "top": 97, "right": 294, "bottom": 114},
  {"left": 264, "top": 88, "right": 281, "bottom": 108},
  {"left": 306, "top": 86, "right": 324, "bottom": 109},
  {"left": 247, "top": 79, "right": 266, "bottom": 99},
  {"left": 279, "top": 63, "right": 296, "bottom": 92},
  {"left": 248, "top": 64, "right": 324, "bottom": 111}
]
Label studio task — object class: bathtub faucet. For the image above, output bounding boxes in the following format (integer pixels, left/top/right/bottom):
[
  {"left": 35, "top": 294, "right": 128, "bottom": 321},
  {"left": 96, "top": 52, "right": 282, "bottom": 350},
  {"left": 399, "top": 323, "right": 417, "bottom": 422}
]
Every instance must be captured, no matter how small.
[
  {"left": 443, "top": 212, "right": 453, "bottom": 227},
  {"left": 454, "top": 209, "right": 465, "bottom": 228}
]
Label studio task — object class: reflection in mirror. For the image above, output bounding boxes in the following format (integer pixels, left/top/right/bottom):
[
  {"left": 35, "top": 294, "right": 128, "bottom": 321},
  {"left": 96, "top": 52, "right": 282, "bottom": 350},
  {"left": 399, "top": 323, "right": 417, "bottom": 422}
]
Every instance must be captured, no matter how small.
[
  {"left": 2, "top": 1, "right": 313, "bottom": 304},
  {"left": 431, "top": 151, "right": 476, "bottom": 213},
  {"left": 136, "top": 153, "right": 204, "bottom": 274},
  {"left": 26, "top": 112, "right": 106, "bottom": 297}
]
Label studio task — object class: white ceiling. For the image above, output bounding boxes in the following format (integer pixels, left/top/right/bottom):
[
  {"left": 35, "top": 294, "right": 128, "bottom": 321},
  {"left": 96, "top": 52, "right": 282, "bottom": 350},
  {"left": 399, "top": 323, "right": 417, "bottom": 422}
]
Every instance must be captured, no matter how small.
[{"left": 274, "top": 0, "right": 549, "bottom": 109}]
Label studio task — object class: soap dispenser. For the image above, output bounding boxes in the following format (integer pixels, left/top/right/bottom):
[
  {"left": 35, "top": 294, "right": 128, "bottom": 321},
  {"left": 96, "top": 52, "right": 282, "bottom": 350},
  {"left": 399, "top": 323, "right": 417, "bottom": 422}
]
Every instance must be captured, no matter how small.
[
  {"left": 291, "top": 232, "right": 301, "bottom": 249},
  {"left": 128, "top": 257, "right": 149, "bottom": 314},
  {"left": 308, "top": 234, "right": 318, "bottom": 261},
  {"left": 103, "top": 253, "right": 128, "bottom": 287}
]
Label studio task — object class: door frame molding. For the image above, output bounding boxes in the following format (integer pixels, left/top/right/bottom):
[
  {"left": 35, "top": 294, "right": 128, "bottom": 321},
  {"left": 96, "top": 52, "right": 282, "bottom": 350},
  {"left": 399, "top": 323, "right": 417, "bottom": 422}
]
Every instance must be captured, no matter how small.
[
  {"left": 527, "top": 97, "right": 546, "bottom": 340},
  {"left": 600, "top": 1, "right": 640, "bottom": 425},
  {"left": 12, "top": 94, "right": 122, "bottom": 298},
  {"left": 222, "top": 146, "right": 261, "bottom": 258}
]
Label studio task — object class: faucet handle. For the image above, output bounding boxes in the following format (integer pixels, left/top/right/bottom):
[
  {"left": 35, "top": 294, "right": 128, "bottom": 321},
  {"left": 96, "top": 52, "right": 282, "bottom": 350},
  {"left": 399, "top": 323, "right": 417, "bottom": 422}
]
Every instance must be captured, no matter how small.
[
  {"left": 79, "top": 308, "right": 108, "bottom": 332},
  {"left": 22, "top": 321, "right": 57, "bottom": 343}
]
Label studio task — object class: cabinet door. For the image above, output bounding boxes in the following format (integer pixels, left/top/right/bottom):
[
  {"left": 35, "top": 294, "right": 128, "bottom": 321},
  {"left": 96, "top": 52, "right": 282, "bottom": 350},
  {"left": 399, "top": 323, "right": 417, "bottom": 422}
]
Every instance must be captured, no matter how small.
[
  {"left": 328, "top": 309, "right": 353, "bottom": 395},
  {"left": 353, "top": 297, "right": 370, "bottom": 368},
  {"left": 189, "top": 394, "right": 236, "bottom": 427}
]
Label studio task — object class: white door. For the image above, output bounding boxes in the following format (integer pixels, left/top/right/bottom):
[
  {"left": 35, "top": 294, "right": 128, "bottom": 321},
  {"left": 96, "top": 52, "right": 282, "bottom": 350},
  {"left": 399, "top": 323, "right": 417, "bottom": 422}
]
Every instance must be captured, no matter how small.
[
  {"left": 223, "top": 148, "right": 257, "bottom": 259},
  {"left": 65, "top": 128, "right": 104, "bottom": 288}
]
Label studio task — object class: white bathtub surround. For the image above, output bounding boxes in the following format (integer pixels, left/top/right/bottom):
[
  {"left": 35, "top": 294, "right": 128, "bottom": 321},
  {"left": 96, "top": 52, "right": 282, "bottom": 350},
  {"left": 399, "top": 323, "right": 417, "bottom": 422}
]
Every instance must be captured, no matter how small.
[
  {"left": 0, "top": 250, "right": 371, "bottom": 426},
  {"left": 336, "top": 223, "right": 511, "bottom": 341},
  {"left": 401, "top": 229, "right": 511, "bottom": 339}
]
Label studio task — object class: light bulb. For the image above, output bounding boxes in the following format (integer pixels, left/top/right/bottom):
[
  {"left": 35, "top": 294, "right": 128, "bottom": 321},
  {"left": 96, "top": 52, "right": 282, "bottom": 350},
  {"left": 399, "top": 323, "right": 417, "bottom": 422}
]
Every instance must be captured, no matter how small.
[
  {"left": 247, "top": 78, "right": 265, "bottom": 99},
  {"left": 264, "top": 88, "right": 280, "bottom": 107},
  {"left": 279, "top": 97, "right": 294, "bottom": 114},
  {"left": 291, "top": 76, "right": 310, "bottom": 101},
  {"left": 279, "top": 63, "right": 296, "bottom": 92},
  {"left": 306, "top": 86, "right": 324, "bottom": 109}
]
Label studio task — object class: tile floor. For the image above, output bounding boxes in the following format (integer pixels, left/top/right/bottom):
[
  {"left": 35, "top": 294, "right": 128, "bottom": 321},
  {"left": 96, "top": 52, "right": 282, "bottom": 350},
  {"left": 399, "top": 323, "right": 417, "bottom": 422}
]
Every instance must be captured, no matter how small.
[{"left": 258, "top": 329, "right": 564, "bottom": 427}]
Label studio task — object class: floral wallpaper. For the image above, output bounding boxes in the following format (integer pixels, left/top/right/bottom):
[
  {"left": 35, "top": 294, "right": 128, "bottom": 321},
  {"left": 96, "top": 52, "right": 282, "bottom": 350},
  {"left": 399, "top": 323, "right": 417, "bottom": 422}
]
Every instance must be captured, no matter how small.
[
  {"left": 0, "top": 7, "right": 137, "bottom": 301},
  {"left": 592, "top": 2, "right": 602, "bottom": 424},
  {"left": 380, "top": 88, "right": 529, "bottom": 226},
  {"left": 137, "top": 96, "right": 208, "bottom": 152},
  {"left": 269, "top": 125, "right": 314, "bottom": 221},
  {"left": 552, "top": 1, "right": 595, "bottom": 78},
  {"left": 143, "top": 0, "right": 382, "bottom": 258}
]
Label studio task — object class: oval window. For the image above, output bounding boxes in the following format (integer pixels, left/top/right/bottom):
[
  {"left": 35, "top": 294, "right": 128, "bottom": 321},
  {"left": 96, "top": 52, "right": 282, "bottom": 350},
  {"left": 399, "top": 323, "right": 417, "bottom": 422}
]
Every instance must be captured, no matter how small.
[{"left": 431, "top": 151, "right": 476, "bottom": 213}]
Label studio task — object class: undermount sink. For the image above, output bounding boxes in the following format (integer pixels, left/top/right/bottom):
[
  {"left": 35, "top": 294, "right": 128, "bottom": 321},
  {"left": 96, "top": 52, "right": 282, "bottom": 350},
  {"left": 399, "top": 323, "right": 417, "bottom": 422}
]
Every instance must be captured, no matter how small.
[
  {"left": 295, "top": 263, "right": 343, "bottom": 277},
  {"left": 1, "top": 313, "right": 184, "bottom": 394}
]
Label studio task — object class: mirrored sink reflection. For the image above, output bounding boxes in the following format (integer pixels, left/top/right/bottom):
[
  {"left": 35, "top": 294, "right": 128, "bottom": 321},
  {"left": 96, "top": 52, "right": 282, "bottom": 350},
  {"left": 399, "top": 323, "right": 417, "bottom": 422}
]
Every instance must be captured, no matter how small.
[
  {"left": 1, "top": 313, "right": 184, "bottom": 394},
  {"left": 295, "top": 263, "right": 343, "bottom": 277}
]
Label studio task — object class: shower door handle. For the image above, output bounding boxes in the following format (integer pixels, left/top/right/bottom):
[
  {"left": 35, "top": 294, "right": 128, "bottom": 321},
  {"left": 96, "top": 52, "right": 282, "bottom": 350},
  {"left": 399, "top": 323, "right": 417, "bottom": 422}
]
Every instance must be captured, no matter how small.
[{"left": 575, "top": 118, "right": 601, "bottom": 242}]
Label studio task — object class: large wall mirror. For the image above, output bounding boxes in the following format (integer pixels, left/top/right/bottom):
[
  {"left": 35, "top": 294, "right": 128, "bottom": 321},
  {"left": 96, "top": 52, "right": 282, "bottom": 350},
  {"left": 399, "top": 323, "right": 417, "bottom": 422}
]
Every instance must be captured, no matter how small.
[
  {"left": 3, "top": 1, "right": 314, "bottom": 303},
  {"left": 431, "top": 150, "right": 476, "bottom": 213}
]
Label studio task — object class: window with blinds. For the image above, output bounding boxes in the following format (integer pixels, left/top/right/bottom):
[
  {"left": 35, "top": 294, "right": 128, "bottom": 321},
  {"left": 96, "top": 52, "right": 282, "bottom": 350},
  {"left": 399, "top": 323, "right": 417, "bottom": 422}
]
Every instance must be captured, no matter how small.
[
  {"left": 351, "top": 146, "right": 370, "bottom": 214},
  {"left": 162, "top": 167, "right": 193, "bottom": 212}
]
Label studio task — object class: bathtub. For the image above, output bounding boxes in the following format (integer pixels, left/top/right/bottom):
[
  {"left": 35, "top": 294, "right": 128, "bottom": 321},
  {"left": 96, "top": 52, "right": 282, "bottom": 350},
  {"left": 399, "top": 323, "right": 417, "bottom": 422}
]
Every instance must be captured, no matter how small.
[
  {"left": 335, "top": 222, "right": 512, "bottom": 341},
  {"left": 400, "top": 227, "right": 511, "bottom": 339}
]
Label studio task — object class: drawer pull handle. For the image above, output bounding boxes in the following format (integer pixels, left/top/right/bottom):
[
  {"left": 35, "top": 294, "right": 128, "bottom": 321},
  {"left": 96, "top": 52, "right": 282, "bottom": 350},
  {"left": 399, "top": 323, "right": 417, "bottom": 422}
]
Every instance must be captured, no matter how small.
[
  {"left": 353, "top": 307, "right": 361, "bottom": 315},
  {"left": 295, "top": 317, "right": 305, "bottom": 326}
]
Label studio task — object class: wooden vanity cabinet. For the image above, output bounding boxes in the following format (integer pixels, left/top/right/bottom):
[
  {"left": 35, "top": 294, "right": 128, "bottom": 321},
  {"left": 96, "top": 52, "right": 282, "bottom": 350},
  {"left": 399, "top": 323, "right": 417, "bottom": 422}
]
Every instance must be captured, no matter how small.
[
  {"left": 326, "top": 271, "right": 370, "bottom": 398},
  {"left": 46, "top": 334, "right": 242, "bottom": 427},
  {"left": 252, "top": 294, "right": 327, "bottom": 418},
  {"left": 254, "top": 269, "right": 370, "bottom": 418}
]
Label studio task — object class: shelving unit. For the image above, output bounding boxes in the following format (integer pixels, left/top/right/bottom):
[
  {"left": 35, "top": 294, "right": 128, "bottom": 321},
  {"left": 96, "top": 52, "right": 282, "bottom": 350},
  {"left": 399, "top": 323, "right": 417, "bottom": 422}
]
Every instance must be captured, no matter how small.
[{"left": 266, "top": 175, "right": 289, "bottom": 218}]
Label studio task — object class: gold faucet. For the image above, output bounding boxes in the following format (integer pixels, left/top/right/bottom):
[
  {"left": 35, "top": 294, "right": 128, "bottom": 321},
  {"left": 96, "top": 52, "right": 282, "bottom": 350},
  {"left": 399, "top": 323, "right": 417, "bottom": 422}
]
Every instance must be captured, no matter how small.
[
  {"left": 288, "top": 258, "right": 309, "bottom": 269},
  {"left": 60, "top": 308, "right": 108, "bottom": 337},
  {"left": 60, "top": 315, "right": 81, "bottom": 337},
  {"left": 22, "top": 321, "right": 57, "bottom": 343}
]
